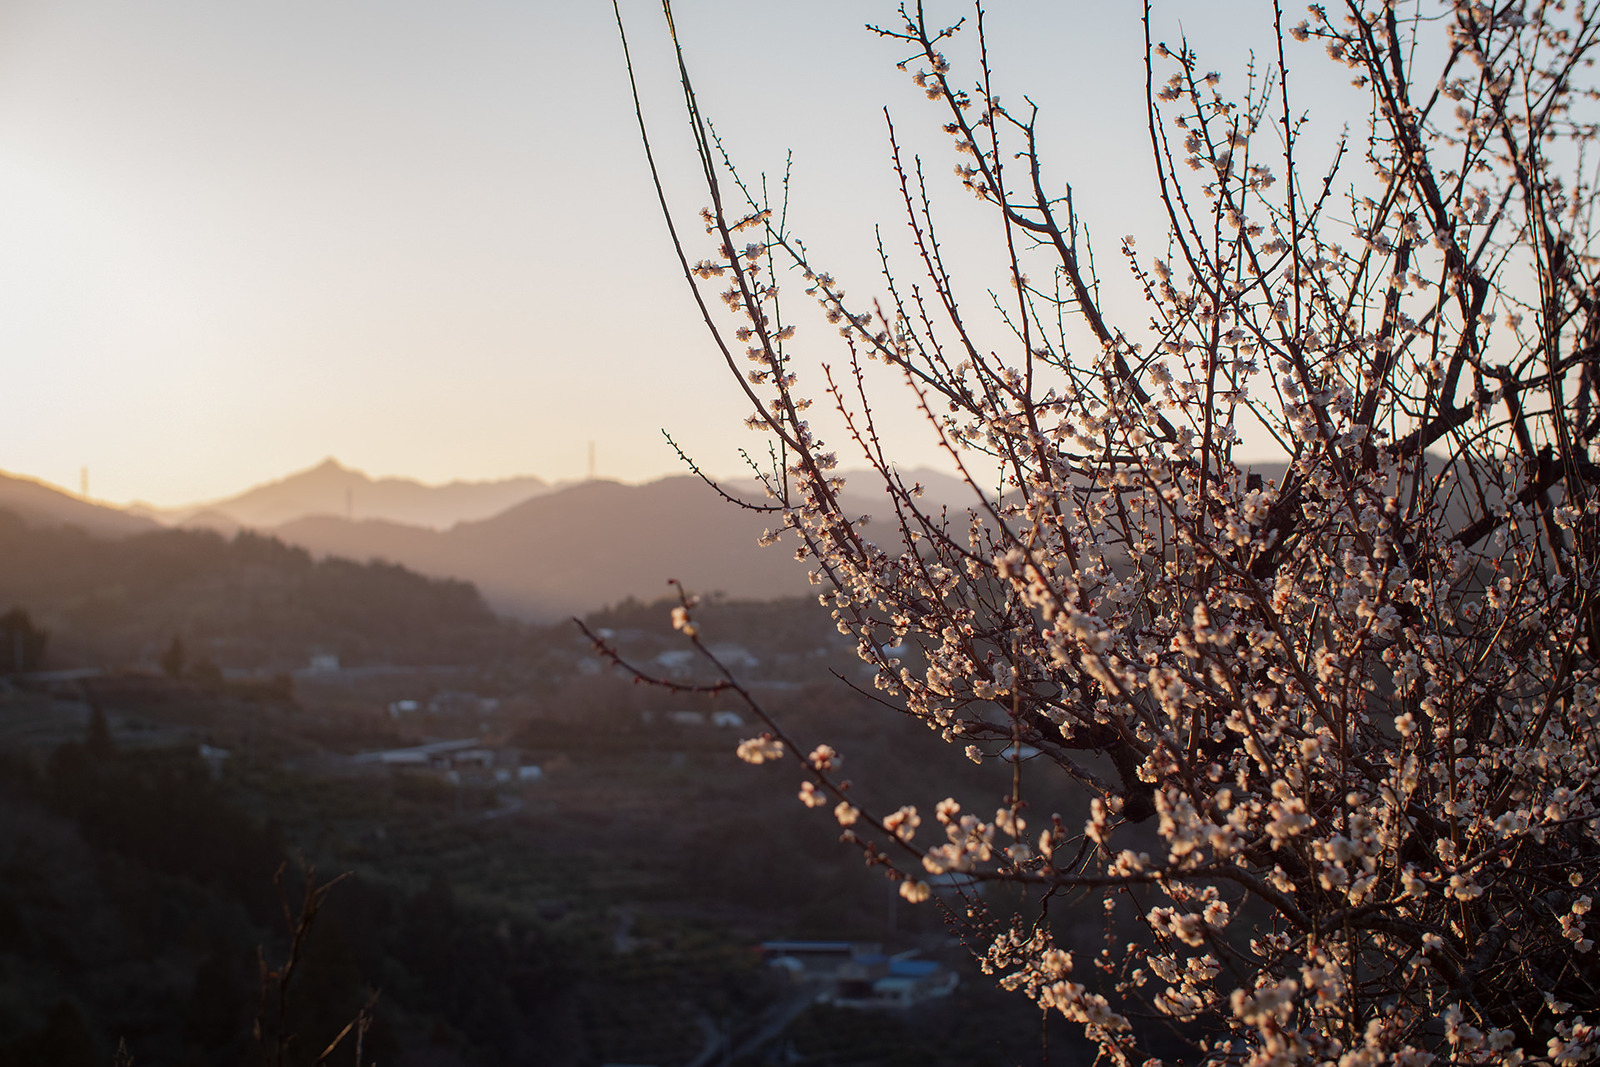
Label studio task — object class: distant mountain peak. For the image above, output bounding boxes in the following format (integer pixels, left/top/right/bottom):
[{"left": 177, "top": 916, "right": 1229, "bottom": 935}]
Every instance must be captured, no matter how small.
[
  {"left": 288, "top": 457, "right": 361, "bottom": 485},
  {"left": 146, "top": 459, "right": 553, "bottom": 531}
]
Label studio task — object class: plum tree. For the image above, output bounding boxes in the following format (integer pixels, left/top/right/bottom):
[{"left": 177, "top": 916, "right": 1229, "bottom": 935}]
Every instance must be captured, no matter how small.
[{"left": 617, "top": 2, "right": 1600, "bottom": 1061}]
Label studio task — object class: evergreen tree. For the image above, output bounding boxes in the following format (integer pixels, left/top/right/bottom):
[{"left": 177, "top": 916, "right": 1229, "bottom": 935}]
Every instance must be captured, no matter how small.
[
  {"left": 159, "top": 634, "right": 185, "bottom": 679},
  {"left": 84, "top": 698, "right": 114, "bottom": 761},
  {"left": 0, "top": 607, "right": 47, "bottom": 673}
]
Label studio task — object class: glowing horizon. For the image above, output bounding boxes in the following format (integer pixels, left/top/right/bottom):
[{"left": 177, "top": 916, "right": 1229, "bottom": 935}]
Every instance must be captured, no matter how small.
[{"left": 0, "top": 1, "right": 1329, "bottom": 508}]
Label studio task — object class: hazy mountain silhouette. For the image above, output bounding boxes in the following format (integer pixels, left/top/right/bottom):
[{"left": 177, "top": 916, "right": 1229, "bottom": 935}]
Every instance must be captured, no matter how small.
[
  {"left": 19, "top": 457, "right": 1461, "bottom": 626},
  {"left": 266, "top": 467, "right": 1000, "bottom": 620},
  {"left": 136, "top": 457, "right": 551, "bottom": 530},
  {"left": 0, "top": 471, "right": 160, "bottom": 537},
  {"left": 0, "top": 462, "right": 986, "bottom": 622},
  {"left": 273, "top": 476, "right": 815, "bottom": 620}
]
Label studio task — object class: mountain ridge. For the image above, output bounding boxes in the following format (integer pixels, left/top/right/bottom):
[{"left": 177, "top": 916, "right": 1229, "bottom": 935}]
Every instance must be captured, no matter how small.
[
  {"left": 0, "top": 462, "right": 1007, "bottom": 621},
  {"left": 273, "top": 475, "right": 815, "bottom": 620},
  {"left": 0, "top": 470, "right": 160, "bottom": 538},
  {"left": 133, "top": 457, "right": 553, "bottom": 531}
]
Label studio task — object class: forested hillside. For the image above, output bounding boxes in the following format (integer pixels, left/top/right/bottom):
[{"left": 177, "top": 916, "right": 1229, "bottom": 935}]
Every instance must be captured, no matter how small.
[
  {"left": 0, "top": 510, "right": 518, "bottom": 669},
  {"left": 0, "top": 737, "right": 588, "bottom": 1066}
]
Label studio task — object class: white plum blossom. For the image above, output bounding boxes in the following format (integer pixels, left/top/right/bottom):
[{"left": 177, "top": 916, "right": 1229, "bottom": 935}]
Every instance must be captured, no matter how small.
[
  {"left": 670, "top": 604, "right": 698, "bottom": 638},
  {"left": 797, "top": 781, "right": 827, "bottom": 808},
  {"left": 734, "top": 735, "right": 783, "bottom": 764}
]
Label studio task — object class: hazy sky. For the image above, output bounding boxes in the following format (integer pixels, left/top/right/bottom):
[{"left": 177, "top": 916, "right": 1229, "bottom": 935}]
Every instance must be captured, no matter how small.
[{"left": 0, "top": 0, "right": 1341, "bottom": 506}]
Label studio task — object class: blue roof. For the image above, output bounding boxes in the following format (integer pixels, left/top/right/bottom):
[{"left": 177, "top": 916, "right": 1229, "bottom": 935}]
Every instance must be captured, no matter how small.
[
  {"left": 889, "top": 959, "right": 942, "bottom": 977},
  {"left": 759, "top": 940, "right": 854, "bottom": 953}
]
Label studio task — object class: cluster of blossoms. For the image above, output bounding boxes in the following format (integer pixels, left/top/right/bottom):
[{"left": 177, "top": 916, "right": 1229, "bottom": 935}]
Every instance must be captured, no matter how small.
[{"left": 631, "top": 0, "right": 1600, "bottom": 1062}]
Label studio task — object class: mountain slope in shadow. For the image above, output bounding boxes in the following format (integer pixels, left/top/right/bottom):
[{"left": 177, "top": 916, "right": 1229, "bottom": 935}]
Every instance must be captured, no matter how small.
[{"left": 274, "top": 477, "right": 815, "bottom": 620}]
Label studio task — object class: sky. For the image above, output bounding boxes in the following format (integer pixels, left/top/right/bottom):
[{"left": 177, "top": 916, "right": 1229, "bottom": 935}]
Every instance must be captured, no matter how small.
[{"left": 0, "top": 0, "right": 1348, "bottom": 507}]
